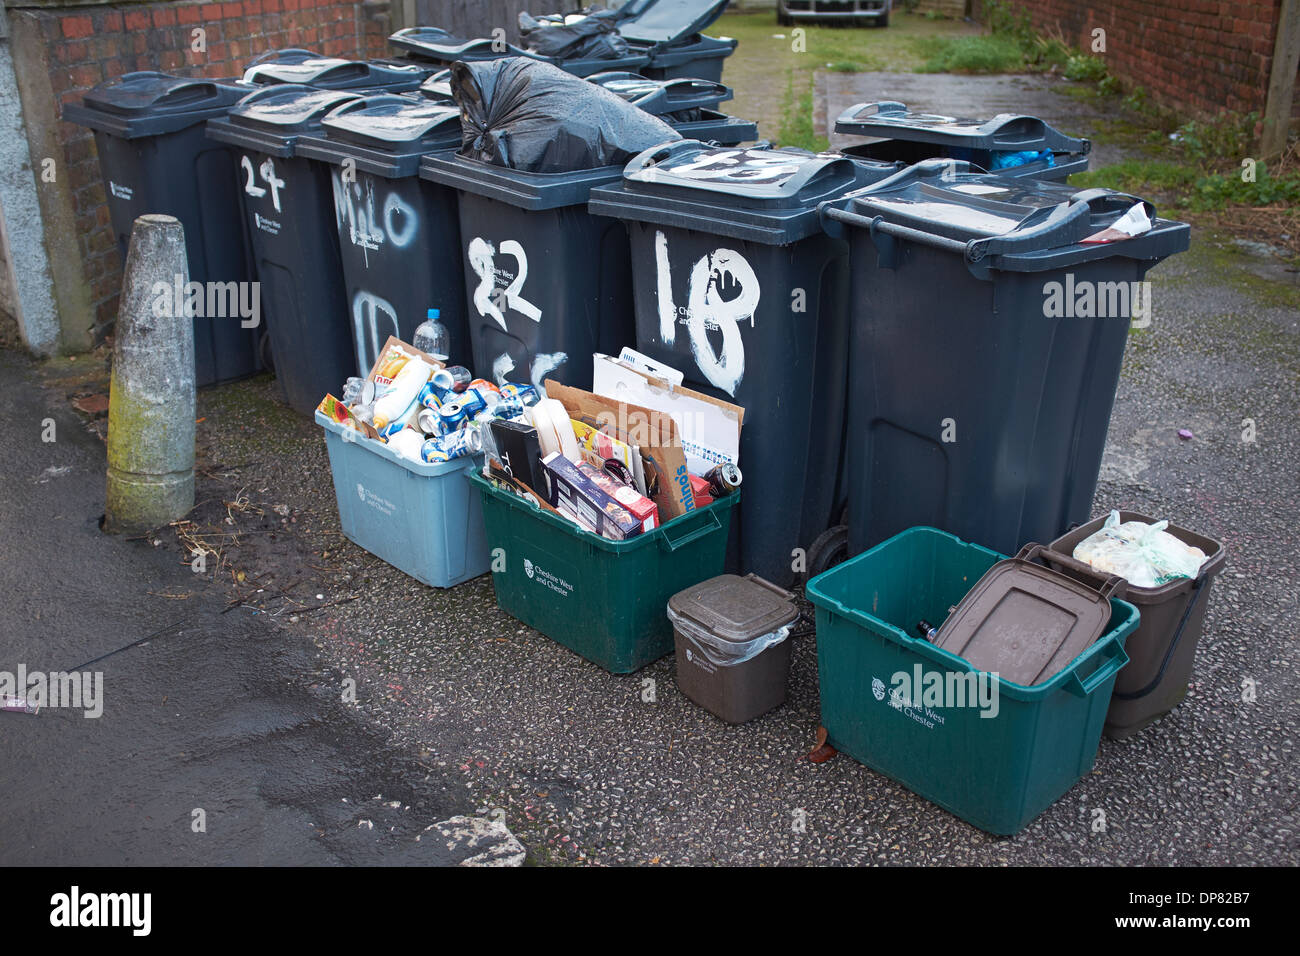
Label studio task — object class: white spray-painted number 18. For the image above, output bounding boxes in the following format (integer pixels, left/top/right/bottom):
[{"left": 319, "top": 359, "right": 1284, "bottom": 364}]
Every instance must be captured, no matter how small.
[
  {"left": 654, "top": 229, "right": 757, "bottom": 397},
  {"left": 241, "top": 154, "right": 285, "bottom": 213}
]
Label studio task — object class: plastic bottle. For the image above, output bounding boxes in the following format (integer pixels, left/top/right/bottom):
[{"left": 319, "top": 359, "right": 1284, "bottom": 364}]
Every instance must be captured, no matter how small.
[{"left": 413, "top": 309, "right": 450, "bottom": 362}]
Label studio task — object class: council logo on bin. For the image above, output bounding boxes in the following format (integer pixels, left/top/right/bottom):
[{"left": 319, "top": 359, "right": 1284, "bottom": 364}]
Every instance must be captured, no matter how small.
[
  {"left": 524, "top": 558, "right": 535, "bottom": 579},
  {"left": 871, "top": 677, "right": 886, "bottom": 701},
  {"left": 356, "top": 483, "right": 366, "bottom": 502}
]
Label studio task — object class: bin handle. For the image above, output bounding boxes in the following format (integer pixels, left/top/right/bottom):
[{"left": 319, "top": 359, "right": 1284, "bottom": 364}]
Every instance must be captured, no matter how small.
[
  {"left": 1112, "top": 575, "right": 1208, "bottom": 701},
  {"left": 658, "top": 507, "right": 721, "bottom": 553},
  {"left": 1063, "top": 638, "right": 1129, "bottom": 698},
  {"left": 1016, "top": 543, "right": 1123, "bottom": 601},
  {"left": 834, "top": 100, "right": 908, "bottom": 130},
  {"left": 742, "top": 573, "right": 796, "bottom": 603}
]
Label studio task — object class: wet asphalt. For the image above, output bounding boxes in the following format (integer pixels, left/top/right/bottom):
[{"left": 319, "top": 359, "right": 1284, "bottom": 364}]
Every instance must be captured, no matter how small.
[{"left": 0, "top": 349, "right": 473, "bottom": 865}]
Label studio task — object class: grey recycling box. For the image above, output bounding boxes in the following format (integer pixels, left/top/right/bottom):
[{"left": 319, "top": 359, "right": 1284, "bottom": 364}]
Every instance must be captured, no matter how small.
[
  {"left": 819, "top": 159, "right": 1191, "bottom": 561},
  {"left": 834, "top": 101, "right": 1091, "bottom": 182},
  {"left": 64, "top": 72, "right": 262, "bottom": 386}
]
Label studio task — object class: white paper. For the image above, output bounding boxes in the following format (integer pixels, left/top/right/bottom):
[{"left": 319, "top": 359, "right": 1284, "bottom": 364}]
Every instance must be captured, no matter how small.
[
  {"left": 592, "top": 354, "right": 741, "bottom": 476},
  {"left": 616, "top": 347, "right": 684, "bottom": 387}
]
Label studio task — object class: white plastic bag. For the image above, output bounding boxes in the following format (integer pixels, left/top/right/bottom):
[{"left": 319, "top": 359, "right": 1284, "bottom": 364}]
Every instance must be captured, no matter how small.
[
  {"left": 1072, "top": 511, "right": 1207, "bottom": 588},
  {"left": 669, "top": 611, "right": 792, "bottom": 667}
]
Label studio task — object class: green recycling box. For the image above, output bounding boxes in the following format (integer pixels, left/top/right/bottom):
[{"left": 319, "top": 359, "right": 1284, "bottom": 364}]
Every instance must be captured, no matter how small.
[
  {"left": 807, "top": 526, "right": 1138, "bottom": 835},
  {"left": 471, "top": 472, "right": 736, "bottom": 674}
]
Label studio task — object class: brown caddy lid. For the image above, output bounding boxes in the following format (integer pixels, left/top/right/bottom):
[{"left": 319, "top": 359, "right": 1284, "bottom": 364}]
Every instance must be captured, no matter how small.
[
  {"left": 934, "top": 544, "right": 1122, "bottom": 686},
  {"left": 668, "top": 574, "right": 798, "bottom": 643}
]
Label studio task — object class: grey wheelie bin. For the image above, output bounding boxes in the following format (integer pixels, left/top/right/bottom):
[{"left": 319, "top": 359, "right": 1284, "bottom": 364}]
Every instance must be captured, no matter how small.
[
  {"left": 295, "top": 95, "right": 471, "bottom": 375},
  {"left": 418, "top": 154, "right": 643, "bottom": 391},
  {"left": 616, "top": 0, "right": 736, "bottom": 83},
  {"left": 64, "top": 73, "right": 261, "bottom": 386},
  {"left": 206, "top": 85, "right": 364, "bottom": 415},
  {"left": 834, "top": 101, "right": 1091, "bottom": 182},
  {"left": 818, "top": 159, "right": 1191, "bottom": 561},
  {"left": 587, "top": 72, "right": 756, "bottom": 145},
  {"left": 589, "top": 142, "right": 901, "bottom": 587}
]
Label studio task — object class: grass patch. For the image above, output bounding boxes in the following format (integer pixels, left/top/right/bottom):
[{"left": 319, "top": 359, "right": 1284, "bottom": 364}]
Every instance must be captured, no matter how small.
[
  {"left": 914, "top": 34, "right": 1027, "bottom": 73},
  {"left": 778, "top": 70, "right": 828, "bottom": 153}
]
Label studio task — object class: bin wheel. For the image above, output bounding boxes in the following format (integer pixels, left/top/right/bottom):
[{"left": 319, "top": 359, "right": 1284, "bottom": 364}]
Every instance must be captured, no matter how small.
[
  {"left": 805, "top": 524, "right": 850, "bottom": 582},
  {"left": 877, "top": 13, "right": 890, "bottom": 28},
  {"left": 258, "top": 330, "right": 275, "bottom": 374}
]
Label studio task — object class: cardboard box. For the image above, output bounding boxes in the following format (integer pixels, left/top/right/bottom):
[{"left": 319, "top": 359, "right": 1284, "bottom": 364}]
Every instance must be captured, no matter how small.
[
  {"left": 579, "top": 462, "right": 659, "bottom": 532},
  {"left": 542, "top": 452, "right": 643, "bottom": 540}
]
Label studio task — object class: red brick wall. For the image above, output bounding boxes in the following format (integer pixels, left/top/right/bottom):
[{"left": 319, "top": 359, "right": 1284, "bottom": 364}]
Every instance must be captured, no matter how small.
[
  {"left": 28, "top": 0, "right": 391, "bottom": 333},
  {"left": 980, "top": 1, "right": 1291, "bottom": 121}
]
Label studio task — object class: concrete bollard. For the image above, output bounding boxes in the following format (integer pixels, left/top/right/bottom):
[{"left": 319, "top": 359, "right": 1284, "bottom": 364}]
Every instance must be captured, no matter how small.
[{"left": 104, "top": 215, "right": 196, "bottom": 535}]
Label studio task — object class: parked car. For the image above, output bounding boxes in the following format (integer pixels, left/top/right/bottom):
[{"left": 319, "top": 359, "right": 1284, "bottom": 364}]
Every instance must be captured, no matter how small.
[{"left": 778, "top": 0, "right": 892, "bottom": 28}]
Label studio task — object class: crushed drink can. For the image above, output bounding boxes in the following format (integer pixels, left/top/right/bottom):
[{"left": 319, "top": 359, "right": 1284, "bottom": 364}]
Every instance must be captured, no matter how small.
[
  {"left": 705, "top": 462, "right": 742, "bottom": 497},
  {"left": 457, "top": 389, "right": 487, "bottom": 418},
  {"left": 417, "top": 382, "right": 444, "bottom": 410},
  {"left": 438, "top": 399, "right": 469, "bottom": 429},
  {"left": 500, "top": 383, "right": 540, "bottom": 407},
  {"left": 421, "top": 427, "right": 482, "bottom": 462},
  {"left": 416, "top": 406, "right": 446, "bottom": 438},
  {"left": 491, "top": 397, "right": 526, "bottom": 421},
  {"left": 469, "top": 385, "right": 500, "bottom": 410},
  {"left": 431, "top": 365, "right": 472, "bottom": 395}
]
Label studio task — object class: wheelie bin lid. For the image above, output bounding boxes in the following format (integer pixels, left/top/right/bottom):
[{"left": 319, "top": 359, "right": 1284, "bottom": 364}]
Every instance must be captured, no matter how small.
[
  {"left": 419, "top": 151, "right": 632, "bottom": 211},
  {"left": 205, "top": 84, "right": 364, "bottom": 158},
  {"left": 932, "top": 544, "right": 1124, "bottom": 687},
  {"left": 642, "top": 33, "right": 737, "bottom": 64},
  {"left": 246, "top": 47, "right": 324, "bottom": 67},
  {"left": 823, "top": 159, "right": 1191, "bottom": 275},
  {"left": 586, "top": 71, "right": 732, "bottom": 115},
  {"left": 834, "top": 101, "right": 1090, "bottom": 157},
  {"left": 388, "top": 26, "right": 535, "bottom": 63},
  {"left": 64, "top": 72, "right": 251, "bottom": 139},
  {"left": 241, "top": 56, "right": 429, "bottom": 91},
  {"left": 295, "top": 94, "right": 462, "bottom": 178},
  {"left": 416, "top": 69, "right": 454, "bottom": 103},
  {"left": 617, "top": 0, "right": 731, "bottom": 47},
  {"left": 587, "top": 140, "right": 899, "bottom": 245}
]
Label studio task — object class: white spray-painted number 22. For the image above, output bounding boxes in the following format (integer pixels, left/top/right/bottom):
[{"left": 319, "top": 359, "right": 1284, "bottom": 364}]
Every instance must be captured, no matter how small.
[
  {"left": 468, "top": 237, "right": 541, "bottom": 332},
  {"left": 241, "top": 155, "right": 285, "bottom": 213},
  {"left": 655, "top": 230, "right": 757, "bottom": 397}
]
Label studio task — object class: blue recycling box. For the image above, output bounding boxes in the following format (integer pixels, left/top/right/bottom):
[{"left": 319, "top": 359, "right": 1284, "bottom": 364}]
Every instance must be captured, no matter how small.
[{"left": 316, "top": 410, "right": 490, "bottom": 588}]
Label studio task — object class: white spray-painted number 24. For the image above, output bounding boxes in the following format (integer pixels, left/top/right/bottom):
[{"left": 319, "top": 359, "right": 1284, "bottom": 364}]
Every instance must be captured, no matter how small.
[
  {"left": 468, "top": 237, "right": 542, "bottom": 332},
  {"left": 241, "top": 155, "right": 286, "bottom": 213},
  {"left": 654, "top": 229, "right": 758, "bottom": 397}
]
